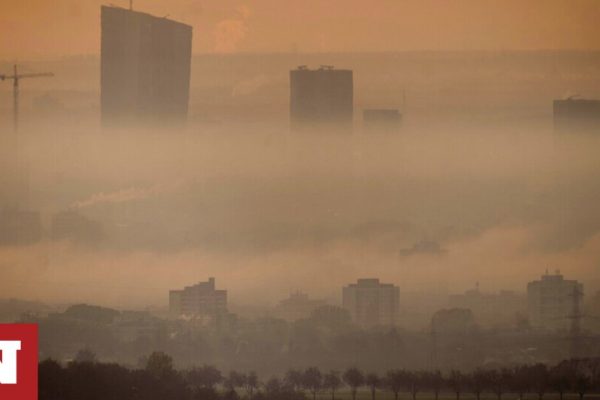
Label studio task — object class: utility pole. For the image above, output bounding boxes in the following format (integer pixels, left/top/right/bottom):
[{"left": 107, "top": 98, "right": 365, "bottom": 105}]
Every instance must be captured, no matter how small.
[{"left": 0, "top": 64, "right": 54, "bottom": 133}]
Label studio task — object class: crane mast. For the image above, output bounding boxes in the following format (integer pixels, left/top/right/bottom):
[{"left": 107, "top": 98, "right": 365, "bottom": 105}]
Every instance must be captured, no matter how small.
[{"left": 1, "top": 64, "right": 54, "bottom": 133}]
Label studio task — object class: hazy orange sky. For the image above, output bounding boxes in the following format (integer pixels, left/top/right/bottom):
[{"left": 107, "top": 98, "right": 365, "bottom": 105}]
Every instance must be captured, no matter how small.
[{"left": 1, "top": 0, "right": 600, "bottom": 59}]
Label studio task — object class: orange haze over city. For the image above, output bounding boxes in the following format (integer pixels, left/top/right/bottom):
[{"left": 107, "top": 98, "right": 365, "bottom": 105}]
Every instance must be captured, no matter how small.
[{"left": 2, "top": 0, "right": 600, "bottom": 59}]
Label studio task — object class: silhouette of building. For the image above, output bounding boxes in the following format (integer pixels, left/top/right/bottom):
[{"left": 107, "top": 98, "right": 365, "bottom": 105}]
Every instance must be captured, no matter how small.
[
  {"left": 273, "top": 291, "right": 327, "bottom": 321},
  {"left": 363, "top": 109, "right": 402, "bottom": 133},
  {"left": 431, "top": 308, "right": 476, "bottom": 335},
  {"left": 101, "top": 5, "right": 192, "bottom": 127},
  {"left": 290, "top": 66, "right": 353, "bottom": 132},
  {"left": 0, "top": 208, "right": 42, "bottom": 245},
  {"left": 51, "top": 210, "right": 104, "bottom": 243},
  {"left": 527, "top": 271, "right": 583, "bottom": 331},
  {"left": 553, "top": 98, "right": 600, "bottom": 134},
  {"left": 585, "top": 290, "right": 600, "bottom": 333},
  {"left": 169, "top": 278, "right": 227, "bottom": 319},
  {"left": 111, "top": 311, "right": 162, "bottom": 343},
  {"left": 448, "top": 284, "right": 526, "bottom": 328},
  {"left": 342, "top": 278, "right": 399, "bottom": 327}
]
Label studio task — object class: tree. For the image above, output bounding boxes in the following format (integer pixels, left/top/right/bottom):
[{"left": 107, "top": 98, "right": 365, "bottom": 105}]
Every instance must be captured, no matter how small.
[
  {"left": 343, "top": 367, "right": 365, "bottom": 400},
  {"left": 285, "top": 369, "right": 304, "bottom": 391},
  {"left": 145, "top": 351, "right": 174, "bottom": 379},
  {"left": 529, "top": 364, "right": 549, "bottom": 400},
  {"left": 406, "top": 371, "right": 422, "bottom": 400},
  {"left": 550, "top": 364, "right": 570, "bottom": 400},
  {"left": 449, "top": 370, "right": 463, "bottom": 400},
  {"left": 245, "top": 371, "right": 260, "bottom": 397},
  {"left": 323, "top": 370, "right": 343, "bottom": 400},
  {"left": 74, "top": 347, "right": 97, "bottom": 363},
  {"left": 590, "top": 359, "right": 600, "bottom": 392},
  {"left": 385, "top": 370, "right": 403, "bottom": 400},
  {"left": 573, "top": 372, "right": 591, "bottom": 400},
  {"left": 428, "top": 370, "right": 444, "bottom": 400},
  {"left": 264, "top": 377, "right": 307, "bottom": 400},
  {"left": 39, "top": 359, "right": 66, "bottom": 400},
  {"left": 265, "top": 377, "right": 284, "bottom": 394},
  {"left": 468, "top": 369, "right": 489, "bottom": 400},
  {"left": 303, "top": 367, "right": 323, "bottom": 400},
  {"left": 509, "top": 366, "right": 529, "bottom": 400},
  {"left": 225, "top": 370, "right": 246, "bottom": 394},
  {"left": 366, "top": 373, "right": 381, "bottom": 400},
  {"left": 186, "top": 365, "right": 223, "bottom": 389},
  {"left": 489, "top": 368, "right": 512, "bottom": 400}
]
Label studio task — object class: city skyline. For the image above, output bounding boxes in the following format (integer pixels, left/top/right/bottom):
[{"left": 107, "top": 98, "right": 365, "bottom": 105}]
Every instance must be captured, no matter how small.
[{"left": 2, "top": 2, "right": 600, "bottom": 391}]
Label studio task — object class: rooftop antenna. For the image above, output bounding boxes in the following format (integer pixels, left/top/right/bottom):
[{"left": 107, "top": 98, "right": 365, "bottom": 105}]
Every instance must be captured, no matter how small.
[{"left": 0, "top": 64, "right": 54, "bottom": 133}]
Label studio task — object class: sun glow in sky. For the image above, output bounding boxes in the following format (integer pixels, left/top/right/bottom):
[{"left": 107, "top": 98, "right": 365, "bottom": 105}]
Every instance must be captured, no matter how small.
[{"left": 1, "top": 0, "right": 600, "bottom": 59}]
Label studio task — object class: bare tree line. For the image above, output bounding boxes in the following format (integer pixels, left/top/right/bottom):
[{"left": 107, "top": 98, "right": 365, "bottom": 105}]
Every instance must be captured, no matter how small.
[{"left": 40, "top": 351, "right": 600, "bottom": 400}]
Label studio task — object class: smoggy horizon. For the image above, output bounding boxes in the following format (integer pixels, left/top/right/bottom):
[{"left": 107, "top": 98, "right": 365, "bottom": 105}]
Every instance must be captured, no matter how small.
[{"left": 1, "top": 48, "right": 600, "bottom": 311}]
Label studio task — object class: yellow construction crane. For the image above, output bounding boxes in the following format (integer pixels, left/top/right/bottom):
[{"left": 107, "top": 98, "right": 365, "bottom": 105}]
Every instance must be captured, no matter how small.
[{"left": 0, "top": 64, "right": 54, "bottom": 132}]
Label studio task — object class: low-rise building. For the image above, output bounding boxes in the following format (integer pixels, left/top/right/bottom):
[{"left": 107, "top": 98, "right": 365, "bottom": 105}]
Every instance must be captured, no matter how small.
[
  {"left": 273, "top": 292, "right": 327, "bottom": 321},
  {"left": 169, "top": 278, "right": 227, "bottom": 320},
  {"left": 448, "top": 284, "right": 526, "bottom": 328}
]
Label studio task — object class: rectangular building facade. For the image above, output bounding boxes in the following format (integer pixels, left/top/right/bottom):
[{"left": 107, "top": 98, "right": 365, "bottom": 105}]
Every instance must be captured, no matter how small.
[
  {"left": 273, "top": 291, "right": 327, "bottom": 322},
  {"left": 363, "top": 109, "right": 402, "bottom": 133},
  {"left": 553, "top": 98, "right": 600, "bottom": 134},
  {"left": 448, "top": 287, "right": 526, "bottom": 328},
  {"left": 169, "top": 278, "right": 227, "bottom": 318},
  {"left": 290, "top": 66, "right": 353, "bottom": 132},
  {"left": 527, "top": 271, "right": 582, "bottom": 332},
  {"left": 101, "top": 6, "right": 192, "bottom": 127},
  {"left": 343, "top": 278, "right": 399, "bottom": 327}
]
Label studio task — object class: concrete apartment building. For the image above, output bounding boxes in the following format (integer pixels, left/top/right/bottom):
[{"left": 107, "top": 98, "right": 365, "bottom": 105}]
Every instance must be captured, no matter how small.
[
  {"left": 343, "top": 278, "right": 400, "bottom": 327},
  {"left": 169, "top": 278, "right": 227, "bottom": 319},
  {"left": 290, "top": 65, "right": 353, "bottom": 133},
  {"left": 527, "top": 271, "right": 583, "bottom": 332}
]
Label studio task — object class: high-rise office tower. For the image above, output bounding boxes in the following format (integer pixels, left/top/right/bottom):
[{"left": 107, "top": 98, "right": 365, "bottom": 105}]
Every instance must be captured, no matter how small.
[{"left": 101, "top": 5, "right": 192, "bottom": 127}]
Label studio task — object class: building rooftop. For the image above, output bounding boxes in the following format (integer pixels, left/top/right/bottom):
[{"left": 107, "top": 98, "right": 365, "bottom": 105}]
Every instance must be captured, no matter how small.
[
  {"left": 292, "top": 65, "right": 352, "bottom": 73},
  {"left": 346, "top": 278, "right": 397, "bottom": 288},
  {"left": 101, "top": 5, "right": 192, "bottom": 29}
]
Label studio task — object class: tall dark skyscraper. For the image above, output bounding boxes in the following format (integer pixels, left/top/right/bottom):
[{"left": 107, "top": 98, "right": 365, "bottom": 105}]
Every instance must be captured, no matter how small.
[
  {"left": 101, "top": 5, "right": 192, "bottom": 128},
  {"left": 289, "top": 66, "right": 353, "bottom": 132}
]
